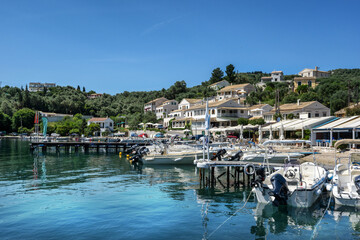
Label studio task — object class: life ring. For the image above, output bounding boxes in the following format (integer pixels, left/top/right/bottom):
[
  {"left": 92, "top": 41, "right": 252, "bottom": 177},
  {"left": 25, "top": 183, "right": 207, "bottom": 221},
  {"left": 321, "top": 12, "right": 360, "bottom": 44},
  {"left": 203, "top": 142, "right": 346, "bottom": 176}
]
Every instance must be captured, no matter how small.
[{"left": 245, "top": 164, "right": 255, "bottom": 175}]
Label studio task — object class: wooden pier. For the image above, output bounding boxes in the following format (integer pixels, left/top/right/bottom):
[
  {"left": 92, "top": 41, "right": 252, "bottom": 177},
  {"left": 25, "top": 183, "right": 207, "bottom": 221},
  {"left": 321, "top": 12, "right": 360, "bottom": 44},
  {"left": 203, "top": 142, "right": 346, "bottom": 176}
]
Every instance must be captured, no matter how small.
[
  {"left": 197, "top": 161, "right": 283, "bottom": 189},
  {"left": 30, "top": 141, "right": 149, "bottom": 153}
]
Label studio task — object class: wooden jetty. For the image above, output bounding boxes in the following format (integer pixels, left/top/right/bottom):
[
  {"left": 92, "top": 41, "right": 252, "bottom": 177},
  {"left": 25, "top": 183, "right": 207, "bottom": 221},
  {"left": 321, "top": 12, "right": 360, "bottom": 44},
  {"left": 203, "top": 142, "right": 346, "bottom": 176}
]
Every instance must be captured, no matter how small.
[
  {"left": 30, "top": 141, "right": 149, "bottom": 152},
  {"left": 197, "top": 161, "right": 284, "bottom": 189}
]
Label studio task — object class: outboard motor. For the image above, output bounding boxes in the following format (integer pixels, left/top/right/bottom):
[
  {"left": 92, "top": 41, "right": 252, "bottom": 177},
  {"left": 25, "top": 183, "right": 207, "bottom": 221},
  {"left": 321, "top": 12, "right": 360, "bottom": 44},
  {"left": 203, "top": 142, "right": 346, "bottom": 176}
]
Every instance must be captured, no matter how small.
[
  {"left": 251, "top": 167, "right": 266, "bottom": 188},
  {"left": 269, "top": 174, "right": 289, "bottom": 206},
  {"left": 211, "top": 149, "right": 227, "bottom": 161},
  {"left": 129, "top": 147, "right": 149, "bottom": 166},
  {"left": 126, "top": 144, "right": 139, "bottom": 154},
  {"left": 354, "top": 175, "right": 360, "bottom": 195},
  {"left": 229, "top": 150, "right": 243, "bottom": 161}
]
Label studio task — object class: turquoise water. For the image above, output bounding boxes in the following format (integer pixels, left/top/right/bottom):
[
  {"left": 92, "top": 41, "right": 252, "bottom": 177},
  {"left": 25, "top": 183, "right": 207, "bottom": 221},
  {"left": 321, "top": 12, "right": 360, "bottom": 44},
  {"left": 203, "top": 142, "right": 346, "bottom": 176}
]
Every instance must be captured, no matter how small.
[{"left": 0, "top": 139, "right": 359, "bottom": 239}]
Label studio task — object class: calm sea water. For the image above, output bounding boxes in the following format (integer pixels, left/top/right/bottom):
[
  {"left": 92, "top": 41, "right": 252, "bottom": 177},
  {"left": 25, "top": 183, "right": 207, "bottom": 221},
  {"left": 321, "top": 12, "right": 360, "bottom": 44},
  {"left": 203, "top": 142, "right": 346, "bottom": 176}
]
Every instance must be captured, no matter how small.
[{"left": 0, "top": 139, "right": 359, "bottom": 240}]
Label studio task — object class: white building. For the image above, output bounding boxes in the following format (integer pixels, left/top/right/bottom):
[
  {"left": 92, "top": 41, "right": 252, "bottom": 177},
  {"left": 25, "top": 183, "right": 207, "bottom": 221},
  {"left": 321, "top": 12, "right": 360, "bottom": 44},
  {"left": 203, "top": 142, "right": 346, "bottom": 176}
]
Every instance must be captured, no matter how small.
[
  {"left": 155, "top": 100, "right": 178, "bottom": 119},
  {"left": 171, "top": 99, "right": 249, "bottom": 131},
  {"left": 216, "top": 83, "right": 255, "bottom": 101},
  {"left": 178, "top": 98, "right": 202, "bottom": 110},
  {"left": 87, "top": 117, "right": 114, "bottom": 135},
  {"left": 247, "top": 104, "right": 273, "bottom": 119},
  {"left": 144, "top": 97, "right": 168, "bottom": 113},
  {"left": 298, "top": 66, "right": 330, "bottom": 78},
  {"left": 264, "top": 100, "right": 330, "bottom": 122}
]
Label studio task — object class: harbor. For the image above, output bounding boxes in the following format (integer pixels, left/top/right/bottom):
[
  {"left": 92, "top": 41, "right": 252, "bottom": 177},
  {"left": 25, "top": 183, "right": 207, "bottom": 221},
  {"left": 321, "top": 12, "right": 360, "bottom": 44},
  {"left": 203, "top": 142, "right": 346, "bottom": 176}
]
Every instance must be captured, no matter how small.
[{"left": 1, "top": 138, "right": 360, "bottom": 240}]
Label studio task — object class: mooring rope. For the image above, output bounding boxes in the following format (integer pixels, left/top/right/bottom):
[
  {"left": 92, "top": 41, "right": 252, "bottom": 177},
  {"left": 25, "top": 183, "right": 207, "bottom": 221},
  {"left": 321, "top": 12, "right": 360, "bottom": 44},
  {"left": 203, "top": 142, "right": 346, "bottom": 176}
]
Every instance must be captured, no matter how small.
[
  {"left": 207, "top": 191, "right": 253, "bottom": 239},
  {"left": 311, "top": 191, "right": 333, "bottom": 240}
]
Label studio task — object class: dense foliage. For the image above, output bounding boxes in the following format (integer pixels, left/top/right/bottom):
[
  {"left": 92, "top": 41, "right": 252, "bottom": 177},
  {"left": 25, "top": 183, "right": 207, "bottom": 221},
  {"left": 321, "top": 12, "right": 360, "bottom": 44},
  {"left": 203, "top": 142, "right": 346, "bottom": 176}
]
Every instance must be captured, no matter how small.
[{"left": 0, "top": 67, "right": 359, "bottom": 133}]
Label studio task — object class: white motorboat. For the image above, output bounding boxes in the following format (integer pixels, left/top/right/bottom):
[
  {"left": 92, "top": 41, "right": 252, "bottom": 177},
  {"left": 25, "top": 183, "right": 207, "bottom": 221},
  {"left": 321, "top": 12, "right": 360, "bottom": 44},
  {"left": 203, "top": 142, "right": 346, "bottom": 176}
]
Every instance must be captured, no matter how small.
[
  {"left": 331, "top": 139, "right": 360, "bottom": 207},
  {"left": 141, "top": 151, "right": 205, "bottom": 165},
  {"left": 141, "top": 143, "right": 209, "bottom": 165},
  {"left": 252, "top": 140, "right": 327, "bottom": 208}
]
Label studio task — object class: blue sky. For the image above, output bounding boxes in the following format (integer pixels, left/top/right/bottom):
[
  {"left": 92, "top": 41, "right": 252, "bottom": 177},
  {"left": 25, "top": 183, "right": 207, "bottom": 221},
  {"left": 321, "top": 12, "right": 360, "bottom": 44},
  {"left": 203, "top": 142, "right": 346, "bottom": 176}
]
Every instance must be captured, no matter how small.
[{"left": 0, "top": 0, "right": 359, "bottom": 94}]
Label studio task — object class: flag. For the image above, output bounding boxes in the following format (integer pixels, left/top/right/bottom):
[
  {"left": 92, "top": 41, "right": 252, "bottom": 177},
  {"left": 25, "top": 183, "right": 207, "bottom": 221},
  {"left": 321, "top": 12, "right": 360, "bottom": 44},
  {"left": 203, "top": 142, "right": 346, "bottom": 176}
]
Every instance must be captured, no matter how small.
[{"left": 204, "top": 100, "right": 210, "bottom": 130}]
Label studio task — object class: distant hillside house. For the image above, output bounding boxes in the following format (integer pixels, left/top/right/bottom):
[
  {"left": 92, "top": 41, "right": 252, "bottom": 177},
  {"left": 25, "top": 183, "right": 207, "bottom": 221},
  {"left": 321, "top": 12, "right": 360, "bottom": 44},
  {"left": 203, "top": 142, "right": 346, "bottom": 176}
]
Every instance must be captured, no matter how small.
[
  {"left": 144, "top": 97, "right": 168, "bottom": 113},
  {"left": 264, "top": 100, "right": 330, "bottom": 122},
  {"left": 88, "top": 93, "right": 103, "bottom": 99},
  {"left": 209, "top": 80, "right": 230, "bottom": 90},
  {"left": 293, "top": 66, "right": 330, "bottom": 92},
  {"left": 216, "top": 83, "right": 255, "bottom": 101},
  {"left": 29, "top": 82, "right": 56, "bottom": 92},
  {"left": 334, "top": 103, "right": 360, "bottom": 117},
  {"left": 178, "top": 98, "right": 202, "bottom": 110},
  {"left": 299, "top": 66, "right": 330, "bottom": 78},
  {"left": 260, "top": 71, "right": 284, "bottom": 84},
  {"left": 293, "top": 77, "right": 317, "bottom": 90},
  {"left": 87, "top": 117, "right": 114, "bottom": 135},
  {"left": 247, "top": 104, "right": 273, "bottom": 119},
  {"left": 155, "top": 99, "right": 178, "bottom": 119}
]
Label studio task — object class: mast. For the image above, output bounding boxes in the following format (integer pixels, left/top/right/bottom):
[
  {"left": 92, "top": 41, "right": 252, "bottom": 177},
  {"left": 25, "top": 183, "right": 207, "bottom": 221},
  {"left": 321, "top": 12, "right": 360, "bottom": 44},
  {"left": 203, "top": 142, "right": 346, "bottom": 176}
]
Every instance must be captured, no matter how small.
[{"left": 205, "top": 99, "right": 210, "bottom": 160}]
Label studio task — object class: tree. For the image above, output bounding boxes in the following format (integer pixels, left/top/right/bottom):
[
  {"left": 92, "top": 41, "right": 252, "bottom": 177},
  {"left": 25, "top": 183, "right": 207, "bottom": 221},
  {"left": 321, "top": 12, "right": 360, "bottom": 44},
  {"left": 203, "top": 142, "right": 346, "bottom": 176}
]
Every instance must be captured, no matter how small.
[
  {"left": 12, "top": 108, "right": 35, "bottom": 131},
  {"left": 209, "top": 68, "right": 224, "bottom": 84},
  {"left": 77, "top": 85, "right": 81, "bottom": 91},
  {"left": 249, "top": 118, "right": 265, "bottom": 125},
  {"left": 84, "top": 123, "right": 100, "bottom": 136},
  {"left": 0, "top": 112, "right": 12, "bottom": 132},
  {"left": 225, "top": 64, "right": 236, "bottom": 83},
  {"left": 83, "top": 86, "right": 86, "bottom": 92},
  {"left": 237, "top": 118, "right": 249, "bottom": 125},
  {"left": 296, "top": 85, "right": 309, "bottom": 94},
  {"left": 143, "top": 111, "right": 157, "bottom": 124}
]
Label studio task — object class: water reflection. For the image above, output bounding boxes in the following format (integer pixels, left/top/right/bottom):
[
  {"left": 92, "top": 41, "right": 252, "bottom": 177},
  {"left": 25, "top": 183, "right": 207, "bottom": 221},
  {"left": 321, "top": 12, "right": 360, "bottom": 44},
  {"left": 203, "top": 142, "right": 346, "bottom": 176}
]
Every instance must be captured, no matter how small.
[{"left": 329, "top": 205, "right": 360, "bottom": 232}]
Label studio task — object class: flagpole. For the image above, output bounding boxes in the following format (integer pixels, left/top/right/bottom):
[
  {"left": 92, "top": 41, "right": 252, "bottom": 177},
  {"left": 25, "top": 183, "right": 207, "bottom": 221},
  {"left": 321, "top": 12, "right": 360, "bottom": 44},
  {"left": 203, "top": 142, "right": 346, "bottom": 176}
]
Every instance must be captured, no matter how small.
[{"left": 205, "top": 99, "right": 210, "bottom": 161}]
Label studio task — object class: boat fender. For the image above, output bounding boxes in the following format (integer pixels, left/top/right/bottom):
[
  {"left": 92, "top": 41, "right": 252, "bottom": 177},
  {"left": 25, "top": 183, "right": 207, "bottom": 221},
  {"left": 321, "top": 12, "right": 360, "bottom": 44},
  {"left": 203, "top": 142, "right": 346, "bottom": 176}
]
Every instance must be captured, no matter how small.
[
  {"left": 327, "top": 173, "right": 333, "bottom": 181},
  {"left": 245, "top": 164, "right": 255, "bottom": 175},
  {"left": 325, "top": 183, "right": 333, "bottom": 192}
]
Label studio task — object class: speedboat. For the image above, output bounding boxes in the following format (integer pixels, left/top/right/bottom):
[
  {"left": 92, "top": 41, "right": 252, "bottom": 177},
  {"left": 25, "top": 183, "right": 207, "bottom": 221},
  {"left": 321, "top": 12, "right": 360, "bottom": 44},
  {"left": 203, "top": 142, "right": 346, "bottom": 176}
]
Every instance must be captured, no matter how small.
[
  {"left": 140, "top": 143, "right": 208, "bottom": 165},
  {"left": 252, "top": 140, "right": 327, "bottom": 208},
  {"left": 331, "top": 139, "right": 360, "bottom": 207}
]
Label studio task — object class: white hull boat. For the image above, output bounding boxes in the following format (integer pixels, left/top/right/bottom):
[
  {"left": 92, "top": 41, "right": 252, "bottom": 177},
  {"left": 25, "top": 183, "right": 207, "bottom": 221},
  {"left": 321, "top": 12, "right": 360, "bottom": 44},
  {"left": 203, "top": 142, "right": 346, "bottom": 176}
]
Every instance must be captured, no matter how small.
[
  {"left": 241, "top": 152, "right": 304, "bottom": 163},
  {"left": 252, "top": 140, "right": 327, "bottom": 208},
  {"left": 141, "top": 152, "right": 205, "bottom": 165},
  {"left": 331, "top": 139, "right": 360, "bottom": 208},
  {"left": 253, "top": 162, "right": 326, "bottom": 207}
]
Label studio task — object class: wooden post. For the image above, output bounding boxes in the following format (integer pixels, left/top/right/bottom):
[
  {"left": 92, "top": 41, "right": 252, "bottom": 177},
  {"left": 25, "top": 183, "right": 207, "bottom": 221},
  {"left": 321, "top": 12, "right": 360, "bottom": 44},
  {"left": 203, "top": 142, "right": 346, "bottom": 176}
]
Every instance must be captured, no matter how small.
[{"left": 227, "top": 166, "right": 230, "bottom": 188}]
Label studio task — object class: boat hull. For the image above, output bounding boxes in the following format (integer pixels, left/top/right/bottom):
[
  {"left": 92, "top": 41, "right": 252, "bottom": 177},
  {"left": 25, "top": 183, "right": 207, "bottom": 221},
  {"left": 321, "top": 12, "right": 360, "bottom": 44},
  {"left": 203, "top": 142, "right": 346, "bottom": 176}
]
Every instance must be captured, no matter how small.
[
  {"left": 141, "top": 152, "right": 203, "bottom": 165},
  {"left": 254, "top": 179, "right": 325, "bottom": 208},
  {"left": 332, "top": 186, "right": 360, "bottom": 207}
]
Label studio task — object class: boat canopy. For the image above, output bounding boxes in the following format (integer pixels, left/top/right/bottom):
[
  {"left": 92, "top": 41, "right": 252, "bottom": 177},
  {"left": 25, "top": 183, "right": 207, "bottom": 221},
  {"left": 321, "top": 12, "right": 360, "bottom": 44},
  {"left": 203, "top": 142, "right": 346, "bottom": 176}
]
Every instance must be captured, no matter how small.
[
  {"left": 334, "top": 139, "right": 360, "bottom": 149},
  {"left": 263, "top": 140, "right": 311, "bottom": 146}
]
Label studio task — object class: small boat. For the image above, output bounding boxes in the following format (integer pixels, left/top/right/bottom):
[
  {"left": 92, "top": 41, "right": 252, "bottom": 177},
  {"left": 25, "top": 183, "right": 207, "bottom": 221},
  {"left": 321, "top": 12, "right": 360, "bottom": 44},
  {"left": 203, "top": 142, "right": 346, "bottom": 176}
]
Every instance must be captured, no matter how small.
[
  {"left": 140, "top": 143, "right": 209, "bottom": 165},
  {"left": 331, "top": 139, "right": 360, "bottom": 207},
  {"left": 252, "top": 140, "right": 327, "bottom": 208}
]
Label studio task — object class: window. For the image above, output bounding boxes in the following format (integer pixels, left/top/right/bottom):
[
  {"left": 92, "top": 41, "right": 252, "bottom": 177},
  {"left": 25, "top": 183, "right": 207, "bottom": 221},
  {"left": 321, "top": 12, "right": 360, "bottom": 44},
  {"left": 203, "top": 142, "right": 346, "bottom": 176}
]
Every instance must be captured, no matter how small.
[
  {"left": 240, "top": 110, "right": 244, "bottom": 114},
  {"left": 212, "top": 109, "right": 215, "bottom": 114},
  {"left": 222, "top": 110, "right": 226, "bottom": 113},
  {"left": 315, "top": 113, "right": 319, "bottom": 117},
  {"left": 308, "top": 80, "right": 312, "bottom": 87},
  {"left": 298, "top": 81, "right": 302, "bottom": 86},
  {"left": 308, "top": 113, "right": 311, "bottom": 118},
  {"left": 323, "top": 112, "right": 327, "bottom": 117}
]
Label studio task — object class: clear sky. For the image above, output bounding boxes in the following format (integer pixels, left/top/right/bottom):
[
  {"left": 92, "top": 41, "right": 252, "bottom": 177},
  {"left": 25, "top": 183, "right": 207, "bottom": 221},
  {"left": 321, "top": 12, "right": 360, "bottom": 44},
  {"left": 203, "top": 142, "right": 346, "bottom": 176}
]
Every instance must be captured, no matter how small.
[{"left": 0, "top": 0, "right": 359, "bottom": 94}]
